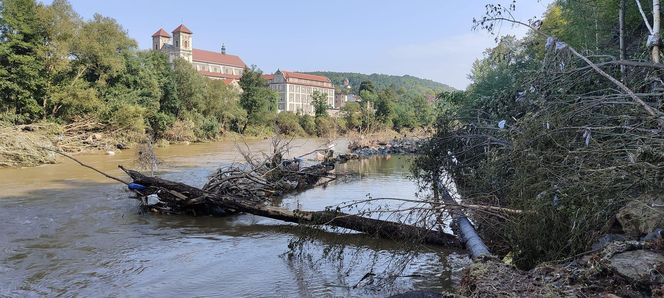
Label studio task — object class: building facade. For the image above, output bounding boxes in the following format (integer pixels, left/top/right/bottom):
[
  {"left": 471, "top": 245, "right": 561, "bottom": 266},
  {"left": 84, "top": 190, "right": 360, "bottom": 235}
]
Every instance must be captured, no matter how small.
[
  {"left": 266, "top": 70, "right": 335, "bottom": 115},
  {"left": 152, "top": 24, "right": 246, "bottom": 84}
]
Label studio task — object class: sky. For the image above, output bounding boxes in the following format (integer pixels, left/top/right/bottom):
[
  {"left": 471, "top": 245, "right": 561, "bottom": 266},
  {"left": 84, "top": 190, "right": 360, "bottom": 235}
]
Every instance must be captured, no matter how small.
[{"left": 41, "top": 0, "right": 553, "bottom": 90}]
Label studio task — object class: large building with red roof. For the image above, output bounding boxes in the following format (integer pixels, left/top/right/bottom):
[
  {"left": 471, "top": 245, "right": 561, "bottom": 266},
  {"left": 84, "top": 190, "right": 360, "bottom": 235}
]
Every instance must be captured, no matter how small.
[
  {"left": 266, "top": 70, "right": 335, "bottom": 115},
  {"left": 151, "top": 24, "right": 246, "bottom": 83}
]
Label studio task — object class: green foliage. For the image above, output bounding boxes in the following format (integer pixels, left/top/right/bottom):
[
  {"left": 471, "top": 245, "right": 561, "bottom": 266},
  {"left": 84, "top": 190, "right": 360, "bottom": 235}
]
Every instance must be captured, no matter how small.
[
  {"left": 375, "top": 89, "right": 396, "bottom": 123},
  {"left": 239, "top": 67, "right": 278, "bottom": 129},
  {"left": 275, "top": 112, "right": 305, "bottom": 136},
  {"left": 314, "top": 115, "right": 336, "bottom": 137},
  {"left": 340, "top": 102, "right": 363, "bottom": 131},
  {"left": 299, "top": 114, "right": 316, "bottom": 135},
  {"left": 311, "top": 91, "right": 330, "bottom": 117},
  {"left": 358, "top": 80, "right": 375, "bottom": 94},
  {"left": 0, "top": 0, "right": 47, "bottom": 122},
  {"left": 416, "top": 0, "right": 664, "bottom": 269},
  {"left": 392, "top": 102, "right": 417, "bottom": 131},
  {"left": 72, "top": 13, "right": 136, "bottom": 84}
]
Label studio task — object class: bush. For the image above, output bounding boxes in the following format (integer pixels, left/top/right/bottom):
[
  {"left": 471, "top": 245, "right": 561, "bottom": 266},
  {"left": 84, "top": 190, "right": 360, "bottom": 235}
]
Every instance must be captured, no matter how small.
[
  {"left": 299, "top": 114, "right": 316, "bottom": 136},
  {"left": 314, "top": 116, "right": 336, "bottom": 137},
  {"left": 146, "top": 112, "right": 175, "bottom": 138},
  {"left": 102, "top": 102, "right": 146, "bottom": 135},
  {"left": 162, "top": 119, "right": 196, "bottom": 142},
  {"left": 275, "top": 112, "right": 305, "bottom": 136},
  {"left": 243, "top": 124, "right": 274, "bottom": 137}
]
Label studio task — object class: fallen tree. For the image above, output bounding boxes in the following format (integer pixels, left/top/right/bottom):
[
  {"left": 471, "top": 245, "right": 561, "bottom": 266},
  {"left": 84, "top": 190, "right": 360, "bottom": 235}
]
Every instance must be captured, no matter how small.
[{"left": 117, "top": 139, "right": 460, "bottom": 247}]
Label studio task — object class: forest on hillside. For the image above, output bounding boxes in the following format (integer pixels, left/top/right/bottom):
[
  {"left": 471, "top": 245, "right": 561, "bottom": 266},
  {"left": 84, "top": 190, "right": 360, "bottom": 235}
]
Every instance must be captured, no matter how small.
[{"left": 303, "top": 71, "right": 455, "bottom": 97}]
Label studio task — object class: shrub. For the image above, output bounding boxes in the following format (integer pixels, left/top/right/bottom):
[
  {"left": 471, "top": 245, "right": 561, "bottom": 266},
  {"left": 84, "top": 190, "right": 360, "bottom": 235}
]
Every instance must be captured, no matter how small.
[
  {"left": 162, "top": 119, "right": 196, "bottom": 142},
  {"left": 314, "top": 116, "right": 336, "bottom": 137},
  {"left": 299, "top": 114, "right": 316, "bottom": 136},
  {"left": 275, "top": 112, "right": 304, "bottom": 136}
]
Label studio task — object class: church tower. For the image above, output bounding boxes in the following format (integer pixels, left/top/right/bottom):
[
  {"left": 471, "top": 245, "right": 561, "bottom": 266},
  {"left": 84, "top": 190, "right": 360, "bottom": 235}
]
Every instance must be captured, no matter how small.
[
  {"left": 172, "top": 24, "right": 193, "bottom": 63},
  {"left": 151, "top": 28, "right": 170, "bottom": 50}
]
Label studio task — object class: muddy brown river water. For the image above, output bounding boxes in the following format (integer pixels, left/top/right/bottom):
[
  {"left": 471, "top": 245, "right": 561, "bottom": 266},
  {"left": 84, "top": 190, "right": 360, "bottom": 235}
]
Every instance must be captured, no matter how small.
[{"left": 0, "top": 139, "right": 468, "bottom": 297}]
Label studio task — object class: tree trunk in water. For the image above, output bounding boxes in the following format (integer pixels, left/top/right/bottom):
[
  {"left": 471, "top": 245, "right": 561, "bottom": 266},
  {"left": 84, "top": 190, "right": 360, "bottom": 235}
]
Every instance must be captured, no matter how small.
[{"left": 121, "top": 167, "right": 460, "bottom": 248}]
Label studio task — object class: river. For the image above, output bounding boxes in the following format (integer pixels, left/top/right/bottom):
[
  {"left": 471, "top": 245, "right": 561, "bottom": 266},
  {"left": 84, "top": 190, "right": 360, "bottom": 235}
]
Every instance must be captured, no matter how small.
[{"left": 0, "top": 139, "right": 468, "bottom": 297}]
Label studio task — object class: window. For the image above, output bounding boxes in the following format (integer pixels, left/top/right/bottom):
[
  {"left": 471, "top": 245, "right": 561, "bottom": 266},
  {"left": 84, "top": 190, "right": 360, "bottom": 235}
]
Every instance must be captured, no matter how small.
[{"left": 184, "top": 41, "right": 189, "bottom": 48}]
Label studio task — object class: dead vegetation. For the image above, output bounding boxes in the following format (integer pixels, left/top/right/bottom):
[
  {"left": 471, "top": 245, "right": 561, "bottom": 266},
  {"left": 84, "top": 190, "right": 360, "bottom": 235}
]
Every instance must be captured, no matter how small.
[
  {"left": 118, "top": 137, "right": 459, "bottom": 247},
  {"left": 460, "top": 240, "right": 664, "bottom": 297},
  {"left": 0, "top": 124, "right": 56, "bottom": 167}
]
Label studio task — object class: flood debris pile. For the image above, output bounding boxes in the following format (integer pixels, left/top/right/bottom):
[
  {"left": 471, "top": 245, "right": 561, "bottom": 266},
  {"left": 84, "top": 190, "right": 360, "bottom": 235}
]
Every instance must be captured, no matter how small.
[
  {"left": 124, "top": 147, "right": 338, "bottom": 216},
  {"left": 410, "top": 21, "right": 664, "bottom": 295},
  {"left": 119, "top": 140, "right": 458, "bottom": 247},
  {"left": 0, "top": 125, "right": 56, "bottom": 168},
  {"left": 349, "top": 137, "right": 424, "bottom": 157},
  {"left": 203, "top": 152, "right": 337, "bottom": 201}
]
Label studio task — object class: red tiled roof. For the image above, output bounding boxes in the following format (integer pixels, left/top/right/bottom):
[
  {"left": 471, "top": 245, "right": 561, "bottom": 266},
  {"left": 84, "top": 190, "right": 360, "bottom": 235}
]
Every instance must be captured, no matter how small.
[
  {"left": 152, "top": 28, "right": 170, "bottom": 38},
  {"left": 172, "top": 24, "right": 192, "bottom": 34},
  {"left": 262, "top": 74, "right": 274, "bottom": 81},
  {"left": 198, "top": 70, "right": 241, "bottom": 80},
  {"left": 281, "top": 71, "right": 331, "bottom": 83},
  {"left": 192, "top": 48, "right": 246, "bottom": 68}
]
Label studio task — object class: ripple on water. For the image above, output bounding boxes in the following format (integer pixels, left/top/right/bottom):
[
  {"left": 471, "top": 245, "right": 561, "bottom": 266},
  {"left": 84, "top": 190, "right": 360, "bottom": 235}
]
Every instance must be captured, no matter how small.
[{"left": 0, "top": 141, "right": 465, "bottom": 297}]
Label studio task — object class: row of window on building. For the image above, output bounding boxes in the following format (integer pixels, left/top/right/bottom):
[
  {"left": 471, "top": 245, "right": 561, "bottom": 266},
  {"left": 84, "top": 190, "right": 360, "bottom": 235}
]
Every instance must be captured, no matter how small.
[{"left": 193, "top": 62, "right": 242, "bottom": 76}]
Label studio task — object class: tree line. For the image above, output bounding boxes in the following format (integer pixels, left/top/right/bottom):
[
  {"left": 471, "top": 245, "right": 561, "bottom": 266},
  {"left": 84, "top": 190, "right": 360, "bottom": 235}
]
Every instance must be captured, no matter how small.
[{"left": 0, "top": 0, "right": 439, "bottom": 143}]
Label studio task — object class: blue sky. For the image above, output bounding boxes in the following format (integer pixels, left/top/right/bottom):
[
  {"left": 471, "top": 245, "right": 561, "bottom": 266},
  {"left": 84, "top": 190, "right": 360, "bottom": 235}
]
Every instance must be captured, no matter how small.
[{"left": 41, "top": 0, "right": 552, "bottom": 89}]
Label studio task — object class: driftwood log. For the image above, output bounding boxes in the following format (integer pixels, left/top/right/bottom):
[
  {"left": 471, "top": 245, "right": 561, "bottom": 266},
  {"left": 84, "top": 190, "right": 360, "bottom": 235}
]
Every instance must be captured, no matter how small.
[{"left": 121, "top": 166, "right": 459, "bottom": 247}]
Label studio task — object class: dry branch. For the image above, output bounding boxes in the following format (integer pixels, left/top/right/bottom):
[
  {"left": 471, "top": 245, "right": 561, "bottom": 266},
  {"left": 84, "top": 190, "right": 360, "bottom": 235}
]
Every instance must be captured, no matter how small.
[{"left": 120, "top": 166, "right": 459, "bottom": 247}]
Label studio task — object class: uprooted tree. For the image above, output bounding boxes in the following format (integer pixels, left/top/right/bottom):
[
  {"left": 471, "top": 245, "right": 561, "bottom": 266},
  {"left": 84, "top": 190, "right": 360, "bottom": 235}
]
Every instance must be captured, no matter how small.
[{"left": 118, "top": 138, "right": 462, "bottom": 248}]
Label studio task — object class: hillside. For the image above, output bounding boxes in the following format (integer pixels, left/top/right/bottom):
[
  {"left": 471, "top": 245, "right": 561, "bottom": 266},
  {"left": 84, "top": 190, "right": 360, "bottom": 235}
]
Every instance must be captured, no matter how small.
[{"left": 303, "top": 71, "right": 456, "bottom": 97}]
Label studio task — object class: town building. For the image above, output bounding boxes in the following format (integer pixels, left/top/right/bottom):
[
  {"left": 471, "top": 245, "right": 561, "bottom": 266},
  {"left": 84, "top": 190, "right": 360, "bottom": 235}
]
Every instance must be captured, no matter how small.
[
  {"left": 151, "top": 25, "right": 247, "bottom": 84},
  {"left": 266, "top": 70, "right": 335, "bottom": 115},
  {"left": 334, "top": 93, "right": 358, "bottom": 109}
]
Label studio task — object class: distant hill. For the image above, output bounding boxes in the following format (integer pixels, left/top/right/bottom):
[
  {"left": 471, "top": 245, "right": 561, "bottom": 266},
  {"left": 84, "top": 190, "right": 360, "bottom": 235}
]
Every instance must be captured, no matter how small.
[{"left": 303, "top": 71, "right": 456, "bottom": 97}]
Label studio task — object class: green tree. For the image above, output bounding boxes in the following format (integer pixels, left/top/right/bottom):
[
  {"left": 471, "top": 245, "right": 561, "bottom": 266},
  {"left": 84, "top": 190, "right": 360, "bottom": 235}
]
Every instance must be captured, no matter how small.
[
  {"left": 311, "top": 90, "right": 329, "bottom": 117},
  {"left": 71, "top": 13, "right": 136, "bottom": 84},
  {"left": 0, "top": 0, "right": 47, "bottom": 122},
  {"left": 275, "top": 111, "right": 304, "bottom": 136},
  {"left": 238, "top": 67, "right": 278, "bottom": 130},
  {"left": 171, "top": 58, "right": 205, "bottom": 115},
  {"left": 358, "top": 80, "right": 375, "bottom": 94},
  {"left": 374, "top": 88, "right": 396, "bottom": 124},
  {"left": 340, "top": 101, "right": 362, "bottom": 131}
]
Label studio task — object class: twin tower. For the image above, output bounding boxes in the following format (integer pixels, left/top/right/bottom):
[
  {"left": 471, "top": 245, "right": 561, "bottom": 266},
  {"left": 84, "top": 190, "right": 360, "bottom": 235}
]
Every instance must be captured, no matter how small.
[{"left": 152, "top": 24, "right": 193, "bottom": 63}]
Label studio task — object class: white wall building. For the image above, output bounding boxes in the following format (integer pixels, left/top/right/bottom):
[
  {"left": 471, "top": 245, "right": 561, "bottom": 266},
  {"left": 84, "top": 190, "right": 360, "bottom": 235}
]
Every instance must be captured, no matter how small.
[{"left": 266, "top": 70, "right": 335, "bottom": 115}]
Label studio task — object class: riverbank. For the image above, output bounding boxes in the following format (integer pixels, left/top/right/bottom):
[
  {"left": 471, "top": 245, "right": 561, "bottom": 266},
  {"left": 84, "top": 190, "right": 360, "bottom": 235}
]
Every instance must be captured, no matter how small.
[
  {"left": 0, "top": 120, "right": 430, "bottom": 168},
  {"left": 460, "top": 239, "right": 664, "bottom": 297}
]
